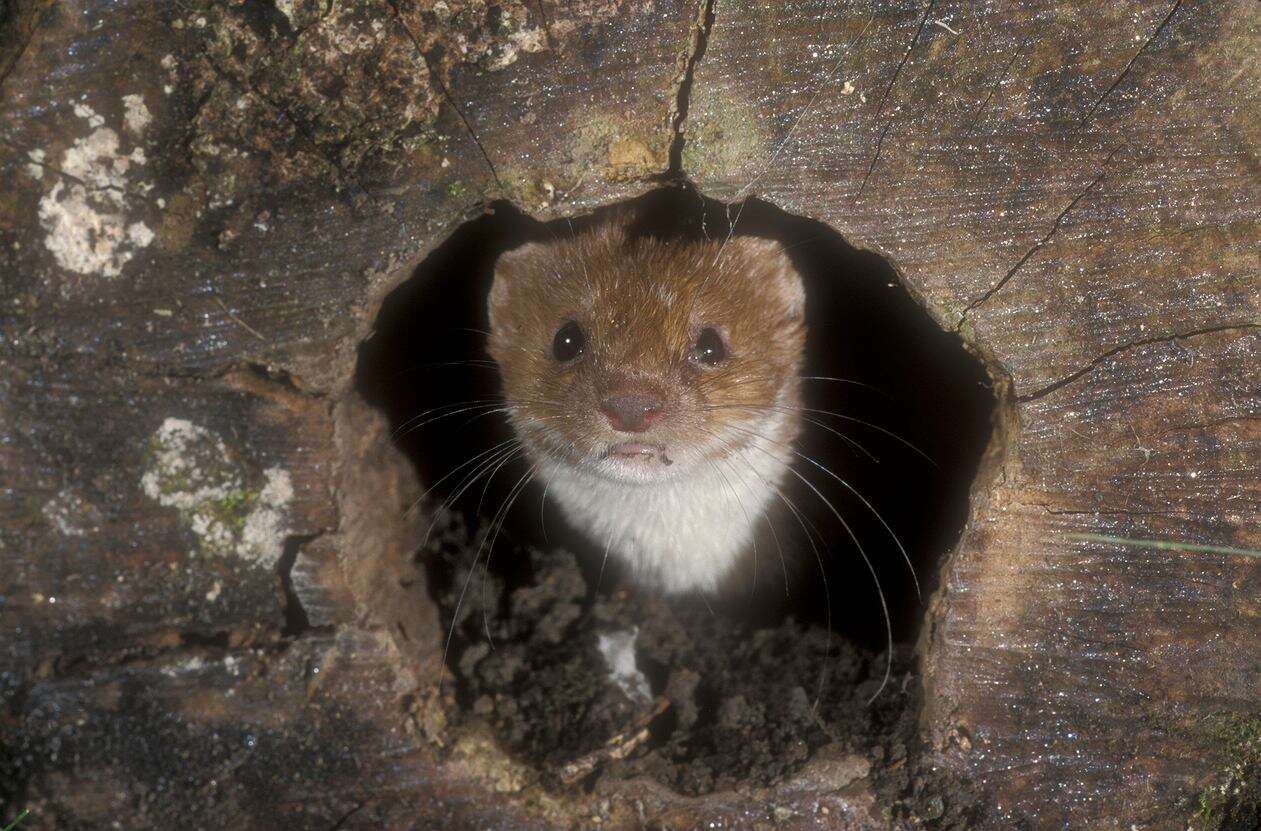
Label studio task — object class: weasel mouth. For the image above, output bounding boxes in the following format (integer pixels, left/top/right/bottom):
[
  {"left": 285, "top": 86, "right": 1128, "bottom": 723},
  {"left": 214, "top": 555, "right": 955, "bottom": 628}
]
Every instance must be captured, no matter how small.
[{"left": 605, "top": 442, "right": 673, "bottom": 465}]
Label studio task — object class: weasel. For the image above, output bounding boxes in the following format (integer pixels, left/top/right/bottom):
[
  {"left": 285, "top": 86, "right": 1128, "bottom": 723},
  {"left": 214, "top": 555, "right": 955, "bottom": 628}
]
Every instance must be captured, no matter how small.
[{"left": 487, "top": 215, "right": 806, "bottom": 594}]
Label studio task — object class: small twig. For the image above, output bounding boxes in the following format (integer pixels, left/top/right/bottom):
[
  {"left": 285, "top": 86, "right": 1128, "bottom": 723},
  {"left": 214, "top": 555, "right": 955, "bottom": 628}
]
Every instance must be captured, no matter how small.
[
  {"left": 214, "top": 297, "right": 267, "bottom": 341},
  {"left": 557, "top": 697, "right": 669, "bottom": 785},
  {"left": 1060, "top": 533, "right": 1261, "bottom": 559}
]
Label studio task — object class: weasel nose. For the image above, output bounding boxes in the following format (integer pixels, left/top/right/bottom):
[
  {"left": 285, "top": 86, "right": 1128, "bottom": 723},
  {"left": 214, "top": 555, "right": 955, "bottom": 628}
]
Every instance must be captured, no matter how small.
[{"left": 600, "top": 393, "right": 663, "bottom": 433}]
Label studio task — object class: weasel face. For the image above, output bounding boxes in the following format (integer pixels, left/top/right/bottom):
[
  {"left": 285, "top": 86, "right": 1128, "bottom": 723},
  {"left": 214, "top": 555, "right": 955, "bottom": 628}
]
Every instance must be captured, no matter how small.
[{"left": 487, "top": 219, "right": 806, "bottom": 487}]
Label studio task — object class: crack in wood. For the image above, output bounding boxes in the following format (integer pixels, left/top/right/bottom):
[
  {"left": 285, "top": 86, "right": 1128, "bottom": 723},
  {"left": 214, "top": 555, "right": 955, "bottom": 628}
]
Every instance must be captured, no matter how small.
[
  {"left": 1026, "top": 624, "right": 1143, "bottom": 656},
  {"left": 1079, "top": 0, "right": 1185, "bottom": 127},
  {"left": 328, "top": 801, "right": 367, "bottom": 830},
  {"left": 214, "top": 297, "right": 268, "bottom": 342},
  {"left": 854, "top": 0, "right": 935, "bottom": 202},
  {"left": 1017, "top": 323, "right": 1261, "bottom": 402},
  {"left": 1036, "top": 505, "right": 1189, "bottom": 518},
  {"left": 0, "top": 137, "right": 130, "bottom": 195},
  {"left": 181, "top": 84, "right": 219, "bottom": 155},
  {"left": 666, "top": 0, "right": 716, "bottom": 178},
  {"left": 529, "top": 0, "right": 554, "bottom": 51},
  {"left": 278, "top": 531, "right": 329, "bottom": 637},
  {"left": 31, "top": 629, "right": 306, "bottom": 682},
  {"left": 966, "top": 37, "right": 1030, "bottom": 134},
  {"left": 386, "top": 0, "right": 503, "bottom": 190},
  {"left": 1156, "top": 416, "right": 1261, "bottom": 435},
  {"left": 854, "top": 121, "right": 893, "bottom": 203},
  {"left": 0, "top": 0, "right": 52, "bottom": 90},
  {"left": 957, "top": 146, "right": 1120, "bottom": 328}
]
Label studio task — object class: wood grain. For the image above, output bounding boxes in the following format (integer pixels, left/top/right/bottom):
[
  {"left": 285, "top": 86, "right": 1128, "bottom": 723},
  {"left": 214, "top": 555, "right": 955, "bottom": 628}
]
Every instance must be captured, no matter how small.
[{"left": 685, "top": 0, "right": 1259, "bottom": 825}]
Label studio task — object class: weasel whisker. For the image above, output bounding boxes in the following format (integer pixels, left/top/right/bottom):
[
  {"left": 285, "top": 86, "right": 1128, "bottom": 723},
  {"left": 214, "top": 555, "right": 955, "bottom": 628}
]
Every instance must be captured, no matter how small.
[
  {"left": 478, "top": 464, "right": 540, "bottom": 646},
  {"left": 721, "top": 419, "right": 920, "bottom": 602}
]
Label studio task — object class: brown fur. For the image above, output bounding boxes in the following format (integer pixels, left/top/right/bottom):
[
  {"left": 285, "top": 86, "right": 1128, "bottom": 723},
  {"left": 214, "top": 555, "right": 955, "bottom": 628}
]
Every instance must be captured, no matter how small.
[{"left": 488, "top": 219, "right": 806, "bottom": 470}]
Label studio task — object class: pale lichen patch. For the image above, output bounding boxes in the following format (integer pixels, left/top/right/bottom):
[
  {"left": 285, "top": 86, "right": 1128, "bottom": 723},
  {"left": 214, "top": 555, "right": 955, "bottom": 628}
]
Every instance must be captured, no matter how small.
[
  {"left": 41, "top": 488, "right": 103, "bottom": 537},
  {"left": 141, "top": 418, "right": 292, "bottom": 567},
  {"left": 37, "top": 104, "right": 157, "bottom": 278},
  {"left": 128, "top": 222, "right": 155, "bottom": 247},
  {"left": 72, "top": 102, "right": 105, "bottom": 128},
  {"left": 241, "top": 467, "right": 294, "bottom": 565},
  {"left": 482, "top": 18, "right": 547, "bottom": 71},
  {"left": 25, "top": 148, "right": 45, "bottom": 180},
  {"left": 122, "top": 94, "right": 152, "bottom": 135}
]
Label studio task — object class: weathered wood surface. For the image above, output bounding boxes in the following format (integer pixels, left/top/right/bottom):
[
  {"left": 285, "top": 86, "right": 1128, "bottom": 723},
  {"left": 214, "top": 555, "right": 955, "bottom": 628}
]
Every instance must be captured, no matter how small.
[
  {"left": 1, "top": 0, "right": 1257, "bottom": 828},
  {"left": 683, "top": 0, "right": 1259, "bottom": 826}
]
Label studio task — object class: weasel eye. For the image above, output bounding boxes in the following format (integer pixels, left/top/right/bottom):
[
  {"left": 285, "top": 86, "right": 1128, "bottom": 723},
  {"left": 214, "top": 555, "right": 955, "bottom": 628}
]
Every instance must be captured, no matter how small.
[
  {"left": 552, "top": 320, "right": 586, "bottom": 362},
  {"left": 692, "top": 327, "right": 728, "bottom": 367}
]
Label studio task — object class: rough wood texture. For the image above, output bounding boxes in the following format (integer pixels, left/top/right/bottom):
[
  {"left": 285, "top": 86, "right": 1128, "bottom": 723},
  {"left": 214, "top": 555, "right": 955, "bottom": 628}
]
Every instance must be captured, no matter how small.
[
  {"left": 1, "top": 0, "right": 1257, "bottom": 828},
  {"left": 683, "top": 0, "right": 1259, "bottom": 826}
]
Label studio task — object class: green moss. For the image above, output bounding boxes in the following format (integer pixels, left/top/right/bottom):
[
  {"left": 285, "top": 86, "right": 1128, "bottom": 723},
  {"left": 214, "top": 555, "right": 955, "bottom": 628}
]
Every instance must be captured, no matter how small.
[
  {"left": 1190, "top": 714, "right": 1261, "bottom": 831},
  {"left": 497, "top": 167, "right": 550, "bottom": 207},
  {"left": 1205, "top": 715, "right": 1261, "bottom": 763},
  {"left": 206, "top": 487, "right": 258, "bottom": 533},
  {"left": 141, "top": 420, "right": 259, "bottom": 557}
]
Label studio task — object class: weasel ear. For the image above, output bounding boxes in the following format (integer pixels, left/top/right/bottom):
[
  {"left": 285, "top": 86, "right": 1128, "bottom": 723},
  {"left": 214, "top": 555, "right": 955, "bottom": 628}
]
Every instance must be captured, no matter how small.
[
  {"left": 488, "top": 241, "right": 545, "bottom": 330},
  {"left": 724, "top": 236, "right": 805, "bottom": 319}
]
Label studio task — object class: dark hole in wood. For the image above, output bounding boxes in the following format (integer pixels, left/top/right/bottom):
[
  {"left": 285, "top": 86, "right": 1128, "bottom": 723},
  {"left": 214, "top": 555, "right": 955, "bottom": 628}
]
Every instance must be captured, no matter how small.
[
  {"left": 356, "top": 187, "right": 995, "bottom": 643},
  {"left": 354, "top": 186, "right": 997, "bottom": 799}
]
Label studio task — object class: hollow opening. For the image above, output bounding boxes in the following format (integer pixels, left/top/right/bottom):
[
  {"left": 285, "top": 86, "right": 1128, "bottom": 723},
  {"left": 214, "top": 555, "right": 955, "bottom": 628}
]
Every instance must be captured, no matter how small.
[{"left": 354, "top": 187, "right": 998, "bottom": 813}]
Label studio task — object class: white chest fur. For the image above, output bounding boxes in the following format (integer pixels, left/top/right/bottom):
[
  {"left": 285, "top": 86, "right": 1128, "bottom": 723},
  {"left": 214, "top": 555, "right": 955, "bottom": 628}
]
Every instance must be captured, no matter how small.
[{"left": 536, "top": 411, "right": 798, "bottom": 594}]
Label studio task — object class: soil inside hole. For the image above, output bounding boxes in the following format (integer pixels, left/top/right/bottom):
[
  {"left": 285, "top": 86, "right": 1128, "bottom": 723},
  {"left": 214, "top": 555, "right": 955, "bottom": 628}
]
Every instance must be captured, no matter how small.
[
  {"left": 355, "top": 187, "right": 996, "bottom": 818},
  {"left": 424, "top": 518, "right": 983, "bottom": 823}
]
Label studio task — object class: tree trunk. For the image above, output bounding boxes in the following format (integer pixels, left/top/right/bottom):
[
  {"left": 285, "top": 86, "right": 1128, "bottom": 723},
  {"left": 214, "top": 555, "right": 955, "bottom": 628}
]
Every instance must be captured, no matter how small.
[{"left": 1, "top": 0, "right": 1256, "bottom": 828}]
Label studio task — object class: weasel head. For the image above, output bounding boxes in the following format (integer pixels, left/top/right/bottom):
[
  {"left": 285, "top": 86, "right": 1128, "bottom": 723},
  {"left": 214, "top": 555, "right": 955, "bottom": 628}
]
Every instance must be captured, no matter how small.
[{"left": 488, "top": 219, "right": 806, "bottom": 487}]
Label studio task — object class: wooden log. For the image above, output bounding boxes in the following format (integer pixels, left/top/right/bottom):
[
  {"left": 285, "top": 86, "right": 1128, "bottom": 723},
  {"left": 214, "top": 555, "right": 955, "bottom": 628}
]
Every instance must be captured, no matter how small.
[
  {"left": 684, "top": 0, "right": 1259, "bottom": 826},
  {"left": 1, "top": 0, "right": 1256, "bottom": 828}
]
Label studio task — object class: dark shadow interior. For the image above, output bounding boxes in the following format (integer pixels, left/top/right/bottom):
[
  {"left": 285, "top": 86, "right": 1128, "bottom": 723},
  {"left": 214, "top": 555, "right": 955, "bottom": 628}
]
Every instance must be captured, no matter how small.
[{"left": 355, "top": 186, "right": 996, "bottom": 647}]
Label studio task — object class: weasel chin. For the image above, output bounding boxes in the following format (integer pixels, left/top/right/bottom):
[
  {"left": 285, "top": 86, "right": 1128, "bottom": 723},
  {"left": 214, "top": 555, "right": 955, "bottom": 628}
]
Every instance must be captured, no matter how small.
[{"left": 533, "top": 419, "right": 795, "bottom": 595}]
